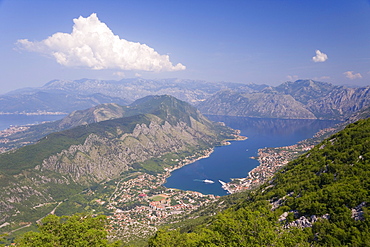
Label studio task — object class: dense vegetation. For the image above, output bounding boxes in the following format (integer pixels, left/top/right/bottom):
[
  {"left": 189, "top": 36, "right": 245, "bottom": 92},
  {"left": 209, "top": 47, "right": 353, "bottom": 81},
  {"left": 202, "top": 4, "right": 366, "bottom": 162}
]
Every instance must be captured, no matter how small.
[
  {"left": 150, "top": 118, "right": 370, "bottom": 246},
  {"left": 15, "top": 214, "right": 120, "bottom": 246}
]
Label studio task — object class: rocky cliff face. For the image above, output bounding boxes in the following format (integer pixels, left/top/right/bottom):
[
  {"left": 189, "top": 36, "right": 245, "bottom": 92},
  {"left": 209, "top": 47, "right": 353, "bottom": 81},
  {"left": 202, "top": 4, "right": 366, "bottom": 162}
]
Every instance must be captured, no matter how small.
[
  {"left": 307, "top": 86, "right": 370, "bottom": 119},
  {"left": 38, "top": 115, "right": 221, "bottom": 185},
  {"left": 198, "top": 81, "right": 370, "bottom": 120},
  {"left": 197, "top": 90, "right": 316, "bottom": 119},
  {"left": 273, "top": 80, "right": 337, "bottom": 104},
  {"left": 57, "top": 103, "right": 127, "bottom": 128}
]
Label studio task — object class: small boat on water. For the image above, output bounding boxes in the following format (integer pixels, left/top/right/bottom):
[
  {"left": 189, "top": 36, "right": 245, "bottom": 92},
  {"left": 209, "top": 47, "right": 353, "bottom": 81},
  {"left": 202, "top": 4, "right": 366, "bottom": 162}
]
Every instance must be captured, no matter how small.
[{"left": 203, "top": 179, "right": 214, "bottom": 184}]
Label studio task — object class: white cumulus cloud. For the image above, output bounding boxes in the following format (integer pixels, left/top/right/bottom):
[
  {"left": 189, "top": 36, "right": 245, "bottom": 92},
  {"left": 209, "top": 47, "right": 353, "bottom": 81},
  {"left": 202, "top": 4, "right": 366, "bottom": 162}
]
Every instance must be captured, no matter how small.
[
  {"left": 312, "top": 50, "right": 328, "bottom": 62},
  {"left": 16, "top": 13, "right": 186, "bottom": 72},
  {"left": 344, "top": 71, "right": 362, "bottom": 80}
]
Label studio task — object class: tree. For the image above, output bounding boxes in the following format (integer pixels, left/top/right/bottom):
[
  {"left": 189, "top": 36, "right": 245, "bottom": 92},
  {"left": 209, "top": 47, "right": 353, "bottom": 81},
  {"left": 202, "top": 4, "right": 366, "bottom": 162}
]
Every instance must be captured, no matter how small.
[{"left": 16, "top": 214, "right": 121, "bottom": 247}]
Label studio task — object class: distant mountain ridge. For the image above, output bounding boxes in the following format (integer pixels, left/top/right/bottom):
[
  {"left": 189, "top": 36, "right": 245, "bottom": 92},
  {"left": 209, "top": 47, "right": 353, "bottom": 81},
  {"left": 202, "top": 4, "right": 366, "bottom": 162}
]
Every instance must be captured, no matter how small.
[
  {"left": 1, "top": 78, "right": 262, "bottom": 114},
  {"left": 2, "top": 78, "right": 370, "bottom": 120},
  {"left": 0, "top": 103, "right": 128, "bottom": 152},
  {"left": 0, "top": 91, "right": 129, "bottom": 114},
  {"left": 198, "top": 80, "right": 370, "bottom": 120},
  {"left": 197, "top": 90, "right": 316, "bottom": 119},
  {"left": 273, "top": 80, "right": 337, "bottom": 104}
]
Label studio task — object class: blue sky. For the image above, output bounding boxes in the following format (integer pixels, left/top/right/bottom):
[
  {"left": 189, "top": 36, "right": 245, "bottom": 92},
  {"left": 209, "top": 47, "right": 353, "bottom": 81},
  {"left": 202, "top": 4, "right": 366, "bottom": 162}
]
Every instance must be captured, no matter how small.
[{"left": 1, "top": 0, "right": 370, "bottom": 94}]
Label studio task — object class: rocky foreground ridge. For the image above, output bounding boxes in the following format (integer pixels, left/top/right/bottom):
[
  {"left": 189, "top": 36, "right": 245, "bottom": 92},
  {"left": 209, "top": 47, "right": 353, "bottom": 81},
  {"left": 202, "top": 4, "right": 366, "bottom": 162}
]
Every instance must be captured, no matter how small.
[{"left": 0, "top": 95, "right": 240, "bottom": 234}]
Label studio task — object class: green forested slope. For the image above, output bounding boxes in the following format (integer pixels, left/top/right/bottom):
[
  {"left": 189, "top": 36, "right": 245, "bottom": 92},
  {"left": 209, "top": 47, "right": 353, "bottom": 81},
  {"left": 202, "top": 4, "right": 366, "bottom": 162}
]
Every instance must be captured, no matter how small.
[
  {"left": 150, "top": 118, "right": 370, "bottom": 246},
  {"left": 15, "top": 214, "right": 120, "bottom": 247},
  {"left": 0, "top": 95, "right": 239, "bottom": 240}
]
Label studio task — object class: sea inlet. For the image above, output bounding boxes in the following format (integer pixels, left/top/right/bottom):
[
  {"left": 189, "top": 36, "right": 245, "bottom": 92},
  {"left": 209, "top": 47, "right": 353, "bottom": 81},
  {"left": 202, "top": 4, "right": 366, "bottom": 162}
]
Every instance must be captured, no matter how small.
[{"left": 164, "top": 116, "right": 339, "bottom": 196}]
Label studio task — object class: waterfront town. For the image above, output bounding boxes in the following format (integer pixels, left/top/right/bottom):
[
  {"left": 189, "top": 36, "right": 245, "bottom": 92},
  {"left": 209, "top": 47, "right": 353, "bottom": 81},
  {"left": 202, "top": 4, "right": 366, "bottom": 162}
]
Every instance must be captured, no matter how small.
[
  {"left": 224, "top": 142, "right": 314, "bottom": 193},
  {"left": 97, "top": 138, "right": 317, "bottom": 243},
  {"left": 79, "top": 149, "right": 220, "bottom": 243},
  {"left": 94, "top": 138, "right": 317, "bottom": 243},
  {"left": 0, "top": 120, "right": 337, "bottom": 244},
  {"left": 223, "top": 124, "right": 338, "bottom": 193},
  {"left": 105, "top": 172, "right": 218, "bottom": 242},
  {"left": 0, "top": 124, "right": 317, "bottom": 244},
  {"left": 0, "top": 126, "right": 31, "bottom": 153}
]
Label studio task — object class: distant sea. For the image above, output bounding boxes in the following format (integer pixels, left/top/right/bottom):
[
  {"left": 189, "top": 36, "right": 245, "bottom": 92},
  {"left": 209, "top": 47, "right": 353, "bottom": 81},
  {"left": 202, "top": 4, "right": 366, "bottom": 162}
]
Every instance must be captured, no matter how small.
[
  {"left": 164, "top": 116, "right": 340, "bottom": 196},
  {"left": 0, "top": 114, "right": 66, "bottom": 131}
]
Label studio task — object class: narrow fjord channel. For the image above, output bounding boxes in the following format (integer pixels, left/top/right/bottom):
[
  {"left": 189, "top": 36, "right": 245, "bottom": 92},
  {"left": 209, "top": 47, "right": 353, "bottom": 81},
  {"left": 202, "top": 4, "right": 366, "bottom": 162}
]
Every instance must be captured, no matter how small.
[{"left": 164, "top": 116, "right": 339, "bottom": 196}]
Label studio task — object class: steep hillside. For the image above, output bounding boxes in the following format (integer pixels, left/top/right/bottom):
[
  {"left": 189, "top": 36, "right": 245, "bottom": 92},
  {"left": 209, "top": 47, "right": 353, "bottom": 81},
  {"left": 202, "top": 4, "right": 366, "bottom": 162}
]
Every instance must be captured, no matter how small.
[
  {"left": 150, "top": 118, "right": 370, "bottom": 246},
  {"left": 0, "top": 94, "right": 227, "bottom": 152},
  {"left": 198, "top": 80, "right": 370, "bottom": 120},
  {"left": 307, "top": 86, "right": 370, "bottom": 119},
  {"left": 0, "top": 95, "right": 240, "bottom": 235},
  {"left": 274, "top": 79, "right": 337, "bottom": 104},
  {"left": 197, "top": 90, "right": 316, "bottom": 119}
]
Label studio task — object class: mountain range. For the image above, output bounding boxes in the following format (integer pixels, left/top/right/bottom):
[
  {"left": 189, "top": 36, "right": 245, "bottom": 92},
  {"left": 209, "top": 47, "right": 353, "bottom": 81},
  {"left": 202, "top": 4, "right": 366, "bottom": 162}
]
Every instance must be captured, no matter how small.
[
  {"left": 2, "top": 77, "right": 370, "bottom": 245},
  {"left": 198, "top": 80, "right": 370, "bottom": 120},
  {"left": 2, "top": 78, "right": 370, "bottom": 121},
  {"left": 0, "top": 78, "right": 261, "bottom": 114},
  {"left": 0, "top": 95, "right": 239, "bottom": 235}
]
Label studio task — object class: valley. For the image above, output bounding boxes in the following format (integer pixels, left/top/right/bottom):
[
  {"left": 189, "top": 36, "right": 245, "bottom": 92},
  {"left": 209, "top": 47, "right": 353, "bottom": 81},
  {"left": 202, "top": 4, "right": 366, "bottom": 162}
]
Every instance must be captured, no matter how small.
[
  {"left": 4, "top": 2, "right": 370, "bottom": 245},
  {"left": 0, "top": 95, "right": 241, "bottom": 244},
  {"left": 0, "top": 79, "right": 369, "bottom": 246}
]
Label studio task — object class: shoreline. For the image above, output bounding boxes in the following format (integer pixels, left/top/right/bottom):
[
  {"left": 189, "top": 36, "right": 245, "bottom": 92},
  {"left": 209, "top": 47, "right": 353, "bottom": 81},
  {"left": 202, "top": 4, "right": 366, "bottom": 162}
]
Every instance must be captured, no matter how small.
[
  {"left": 163, "top": 147, "right": 215, "bottom": 176},
  {"left": 162, "top": 134, "right": 247, "bottom": 193},
  {"left": 225, "top": 142, "right": 315, "bottom": 194}
]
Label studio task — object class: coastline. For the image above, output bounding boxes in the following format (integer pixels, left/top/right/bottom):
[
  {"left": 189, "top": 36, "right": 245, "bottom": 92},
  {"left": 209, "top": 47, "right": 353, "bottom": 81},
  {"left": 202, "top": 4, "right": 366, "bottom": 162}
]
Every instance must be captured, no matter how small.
[
  {"left": 223, "top": 123, "right": 343, "bottom": 194},
  {"left": 162, "top": 121, "right": 344, "bottom": 195},
  {"left": 164, "top": 148, "right": 215, "bottom": 174},
  {"left": 163, "top": 133, "right": 247, "bottom": 193}
]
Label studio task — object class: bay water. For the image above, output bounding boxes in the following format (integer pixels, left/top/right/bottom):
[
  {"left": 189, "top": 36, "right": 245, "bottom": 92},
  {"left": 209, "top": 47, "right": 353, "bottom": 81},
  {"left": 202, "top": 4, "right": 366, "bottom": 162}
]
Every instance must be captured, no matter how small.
[
  {"left": 0, "top": 114, "right": 66, "bottom": 131},
  {"left": 164, "top": 116, "right": 339, "bottom": 196},
  {"left": 0, "top": 114, "right": 339, "bottom": 196}
]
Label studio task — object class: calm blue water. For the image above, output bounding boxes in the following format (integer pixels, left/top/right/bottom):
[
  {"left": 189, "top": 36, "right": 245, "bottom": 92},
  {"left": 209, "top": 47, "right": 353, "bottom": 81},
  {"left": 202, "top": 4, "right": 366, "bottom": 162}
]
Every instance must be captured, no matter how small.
[
  {"left": 164, "top": 116, "right": 339, "bottom": 196},
  {"left": 0, "top": 114, "right": 339, "bottom": 196},
  {"left": 0, "top": 115, "right": 66, "bottom": 131}
]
